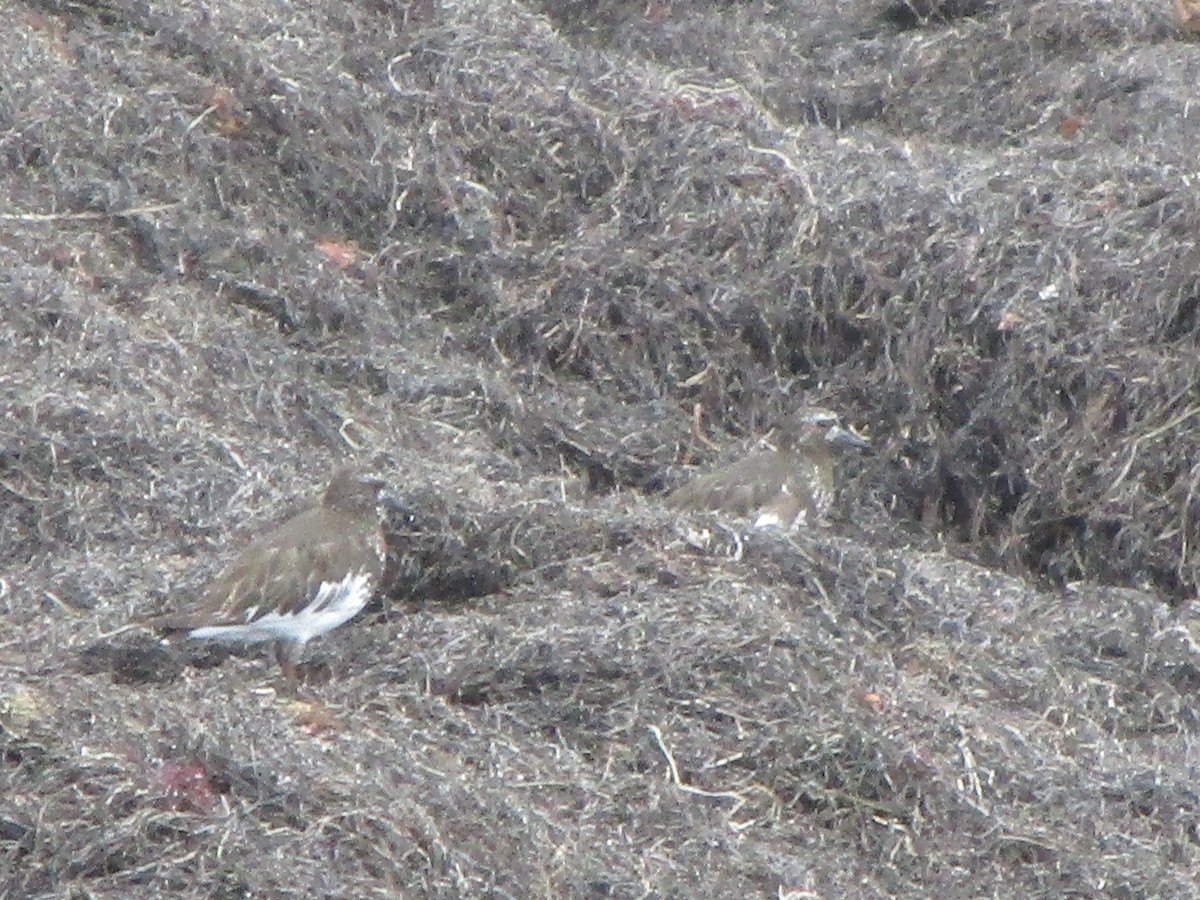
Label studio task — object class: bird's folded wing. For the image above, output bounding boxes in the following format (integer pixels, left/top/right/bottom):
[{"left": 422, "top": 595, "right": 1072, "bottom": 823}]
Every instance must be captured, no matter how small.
[
  {"left": 144, "top": 508, "right": 380, "bottom": 630},
  {"left": 668, "top": 452, "right": 788, "bottom": 515},
  {"left": 146, "top": 544, "right": 332, "bottom": 631}
]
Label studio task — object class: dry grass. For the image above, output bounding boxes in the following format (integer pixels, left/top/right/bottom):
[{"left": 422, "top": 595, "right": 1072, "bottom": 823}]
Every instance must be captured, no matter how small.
[{"left": 4, "top": 0, "right": 1200, "bottom": 896}]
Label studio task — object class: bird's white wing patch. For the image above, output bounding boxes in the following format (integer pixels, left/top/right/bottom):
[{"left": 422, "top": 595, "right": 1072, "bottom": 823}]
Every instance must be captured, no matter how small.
[
  {"left": 188, "top": 572, "right": 373, "bottom": 646},
  {"left": 753, "top": 508, "right": 787, "bottom": 529},
  {"left": 753, "top": 484, "right": 804, "bottom": 531}
]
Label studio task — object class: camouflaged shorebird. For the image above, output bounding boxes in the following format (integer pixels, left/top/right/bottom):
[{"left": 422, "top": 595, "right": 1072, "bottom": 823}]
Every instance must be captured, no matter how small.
[
  {"left": 145, "top": 467, "right": 387, "bottom": 680},
  {"left": 668, "top": 407, "right": 870, "bottom": 530}
]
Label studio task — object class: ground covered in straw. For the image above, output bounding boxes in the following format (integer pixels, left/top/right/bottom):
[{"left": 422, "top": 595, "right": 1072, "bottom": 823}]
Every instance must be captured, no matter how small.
[{"left": 4, "top": 0, "right": 1200, "bottom": 896}]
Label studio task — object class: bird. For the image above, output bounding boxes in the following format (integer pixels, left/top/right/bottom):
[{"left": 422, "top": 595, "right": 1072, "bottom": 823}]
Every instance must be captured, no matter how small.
[
  {"left": 144, "top": 467, "right": 388, "bottom": 680},
  {"left": 667, "top": 407, "right": 870, "bottom": 530},
  {"left": 1175, "top": 0, "right": 1200, "bottom": 34}
]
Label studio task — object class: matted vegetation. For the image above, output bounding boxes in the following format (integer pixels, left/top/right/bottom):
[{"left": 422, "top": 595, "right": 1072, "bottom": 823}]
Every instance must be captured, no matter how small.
[{"left": 4, "top": 0, "right": 1200, "bottom": 896}]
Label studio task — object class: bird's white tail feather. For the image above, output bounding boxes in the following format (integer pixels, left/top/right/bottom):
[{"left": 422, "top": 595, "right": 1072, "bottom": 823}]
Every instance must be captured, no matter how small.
[{"left": 187, "top": 572, "right": 373, "bottom": 646}]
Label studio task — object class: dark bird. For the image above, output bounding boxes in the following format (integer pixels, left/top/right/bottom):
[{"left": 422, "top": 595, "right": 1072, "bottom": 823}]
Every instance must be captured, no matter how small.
[
  {"left": 667, "top": 407, "right": 870, "bottom": 530},
  {"left": 145, "top": 467, "right": 387, "bottom": 680}
]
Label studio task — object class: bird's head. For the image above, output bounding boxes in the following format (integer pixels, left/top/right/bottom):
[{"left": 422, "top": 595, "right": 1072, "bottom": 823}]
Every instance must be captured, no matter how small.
[
  {"left": 783, "top": 406, "right": 871, "bottom": 454},
  {"left": 323, "top": 467, "right": 387, "bottom": 515}
]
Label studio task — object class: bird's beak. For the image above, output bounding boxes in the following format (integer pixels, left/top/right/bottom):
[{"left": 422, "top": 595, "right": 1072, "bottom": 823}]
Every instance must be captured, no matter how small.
[{"left": 826, "top": 425, "right": 871, "bottom": 451}]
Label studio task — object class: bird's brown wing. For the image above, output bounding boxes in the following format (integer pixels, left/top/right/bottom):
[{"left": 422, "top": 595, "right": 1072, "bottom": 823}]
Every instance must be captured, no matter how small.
[
  {"left": 667, "top": 451, "right": 794, "bottom": 516},
  {"left": 147, "top": 508, "right": 382, "bottom": 631}
]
